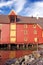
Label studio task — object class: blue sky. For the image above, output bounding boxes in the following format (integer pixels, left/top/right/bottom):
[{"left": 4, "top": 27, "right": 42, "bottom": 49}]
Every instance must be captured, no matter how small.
[{"left": 0, "top": 0, "right": 43, "bottom": 17}]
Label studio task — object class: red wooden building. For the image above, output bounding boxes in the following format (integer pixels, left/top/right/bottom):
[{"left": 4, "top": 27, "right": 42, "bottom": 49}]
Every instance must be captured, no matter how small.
[
  {"left": 0, "top": 10, "right": 43, "bottom": 49},
  {"left": 0, "top": 10, "right": 43, "bottom": 62}
]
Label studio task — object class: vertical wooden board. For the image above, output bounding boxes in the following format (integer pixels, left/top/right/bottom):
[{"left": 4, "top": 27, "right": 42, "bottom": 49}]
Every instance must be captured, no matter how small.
[
  {"left": 1, "top": 24, "right": 10, "bottom": 44},
  {"left": 28, "top": 25, "right": 34, "bottom": 43},
  {"left": 16, "top": 24, "right": 42, "bottom": 44},
  {"left": 17, "top": 24, "right": 36, "bottom": 44},
  {"left": 36, "top": 25, "right": 42, "bottom": 43},
  {"left": 37, "top": 25, "right": 42, "bottom": 38},
  {"left": 0, "top": 24, "right": 2, "bottom": 43},
  {"left": 16, "top": 24, "right": 24, "bottom": 43},
  {"left": 39, "top": 38, "right": 43, "bottom": 44}
]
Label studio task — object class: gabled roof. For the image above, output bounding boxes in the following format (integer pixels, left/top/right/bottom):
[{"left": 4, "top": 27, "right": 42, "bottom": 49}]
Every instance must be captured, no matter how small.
[
  {"left": 0, "top": 15, "right": 10, "bottom": 23},
  {"left": 9, "top": 10, "right": 17, "bottom": 15},
  {"left": 0, "top": 15, "right": 43, "bottom": 28},
  {"left": 17, "top": 15, "right": 43, "bottom": 28}
]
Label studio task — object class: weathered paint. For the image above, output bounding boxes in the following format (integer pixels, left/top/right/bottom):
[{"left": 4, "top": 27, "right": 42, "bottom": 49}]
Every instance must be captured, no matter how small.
[
  {"left": 16, "top": 23, "right": 43, "bottom": 44},
  {"left": 10, "top": 23, "right": 16, "bottom": 43},
  {"left": 1, "top": 24, "right": 10, "bottom": 44},
  {"left": 0, "top": 23, "right": 43, "bottom": 44}
]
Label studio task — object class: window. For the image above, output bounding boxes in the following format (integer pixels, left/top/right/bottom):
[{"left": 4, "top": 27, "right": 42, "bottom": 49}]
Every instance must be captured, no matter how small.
[
  {"left": 24, "top": 24, "right": 28, "bottom": 28},
  {"left": 33, "top": 24, "right": 36, "bottom": 28},
  {"left": 10, "top": 15, "right": 15, "bottom": 23},
  {"left": 34, "top": 38, "right": 37, "bottom": 42},
  {"left": 24, "top": 30, "right": 28, "bottom": 35},
  {"left": 10, "top": 24, "right": 16, "bottom": 30},
  {"left": 10, "top": 31, "right": 16, "bottom": 37},
  {"left": 24, "top": 37, "right": 27, "bottom": 42},
  {"left": 10, "top": 38, "right": 16, "bottom": 42},
  {"left": 34, "top": 30, "right": 37, "bottom": 34},
  {"left": 10, "top": 23, "right": 16, "bottom": 42}
]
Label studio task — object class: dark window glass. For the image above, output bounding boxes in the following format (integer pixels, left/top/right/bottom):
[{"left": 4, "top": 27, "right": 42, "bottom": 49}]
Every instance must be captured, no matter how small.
[{"left": 10, "top": 15, "right": 15, "bottom": 23}]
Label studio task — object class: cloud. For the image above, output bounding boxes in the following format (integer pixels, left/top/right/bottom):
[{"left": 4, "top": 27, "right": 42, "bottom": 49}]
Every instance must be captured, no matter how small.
[
  {"left": 0, "top": 0, "right": 43, "bottom": 17},
  {"left": 0, "top": 0, "right": 15, "bottom": 7},
  {"left": 0, "top": 0, "right": 26, "bottom": 14},
  {"left": 23, "top": 1, "right": 43, "bottom": 17},
  {"left": 14, "top": 0, "right": 26, "bottom": 13}
]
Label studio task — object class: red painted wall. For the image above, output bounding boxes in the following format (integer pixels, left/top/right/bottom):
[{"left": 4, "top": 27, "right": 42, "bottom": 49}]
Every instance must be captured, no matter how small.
[
  {"left": 37, "top": 26, "right": 43, "bottom": 44},
  {"left": 16, "top": 24, "right": 24, "bottom": 44},
  {"left": 16, "top": 24, "right": 43, "bottom": 44},
  {"left": 16, "top": 24, "right": 34, "bottom": 44},
  {"left": 0, "top": 23, "right": 43, "bottom": 44},
  {"left": 1, "top": 24, "right": 10, "bottom": 44}
]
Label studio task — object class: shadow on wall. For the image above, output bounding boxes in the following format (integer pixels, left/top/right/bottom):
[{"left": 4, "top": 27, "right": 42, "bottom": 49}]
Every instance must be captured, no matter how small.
[{"left": 16, "top": 18, "right": 21, "bottom": 22}]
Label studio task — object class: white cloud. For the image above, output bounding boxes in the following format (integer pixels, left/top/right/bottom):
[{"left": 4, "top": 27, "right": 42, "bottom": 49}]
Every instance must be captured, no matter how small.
[
  {"left": 0, "top": 0, "right": 43, "bottom": 17},
  {"left": 0, "top": 0, "right": 26, "bottom": 14},
  {"left": 24, "top": 1, "right": 43, "bottom": 17},
  {"left": 15, "top": 0, "right": 26, "bottom": 13},
  {"left": 0, "top": 0, "right": 15, "bottom": 7}
]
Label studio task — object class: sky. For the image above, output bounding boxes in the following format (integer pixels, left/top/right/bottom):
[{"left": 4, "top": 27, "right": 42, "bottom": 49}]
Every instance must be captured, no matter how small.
[{"left": 0, "top": 0, "right": 43, "bottom": 17}]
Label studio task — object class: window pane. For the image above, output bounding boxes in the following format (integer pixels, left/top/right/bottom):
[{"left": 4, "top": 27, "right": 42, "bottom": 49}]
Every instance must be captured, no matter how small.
[
  {"left": 10, "top": 24, "right": 16, "bottom": 30},
  {"left": 34, "top": 38, "right": 37, "bottom": 42},
  {"left": 24, "top": 30, "right": 28, "bottom": 35},
  {"left": 34, "top": 30, "right": 37, "bottom": 34},
  {"left": 10, "top": 15, "right": 15, "bottom": 23},
  {"left": 24, "top": 37, "right": 27, "bottom": 41},
  {"left": 10, "top": 31, "right": 16, "bottom": 37},
  {"left": 24, "top": 24, "right": 28, "bottom": 28},
  {"left": 33, "top": 24, "right": 36, "bottom": 28},
  {"left": 10, "top": 38, "right": 16, "bottom": 42}
]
